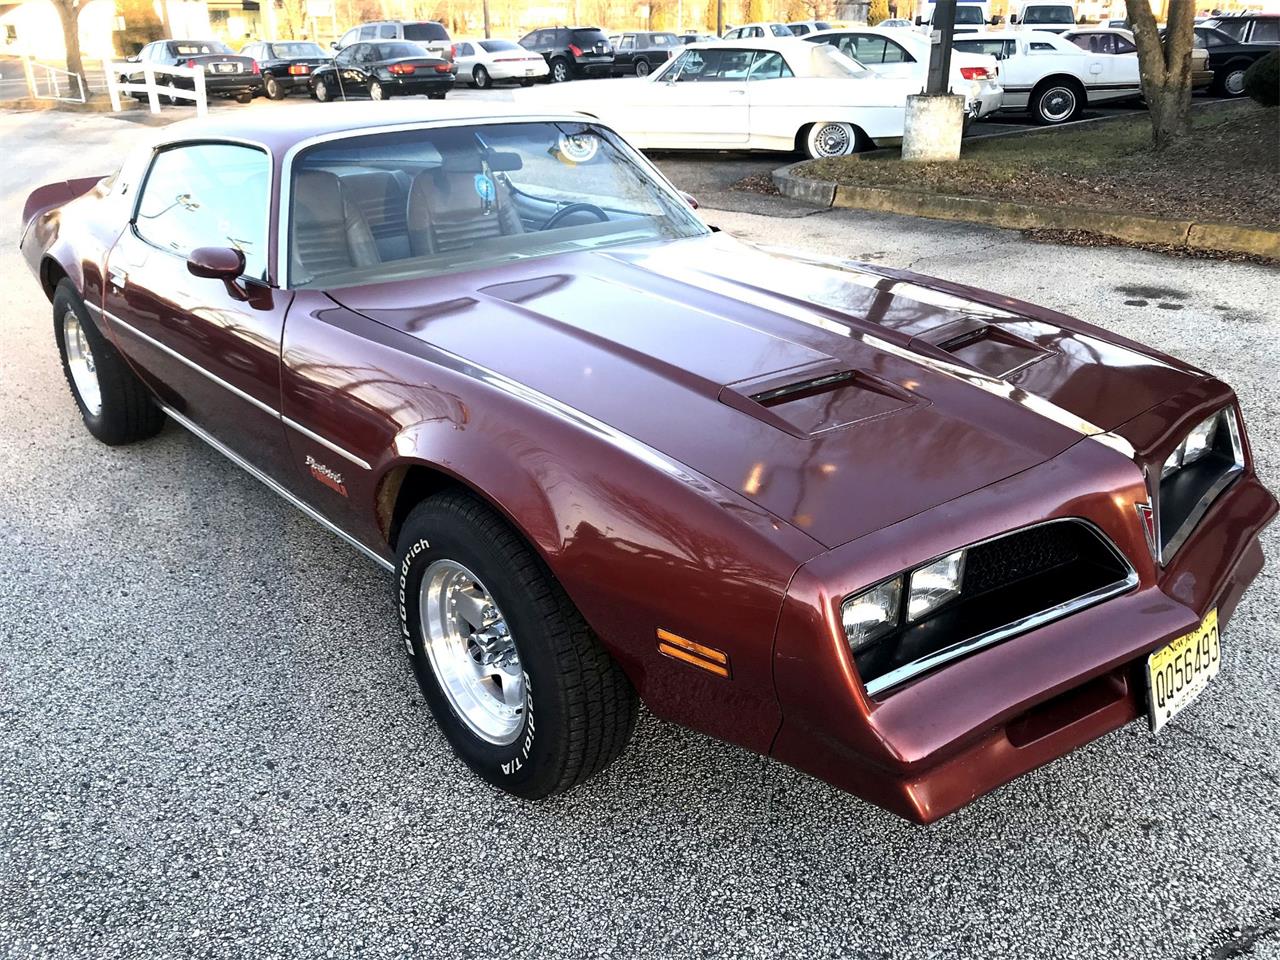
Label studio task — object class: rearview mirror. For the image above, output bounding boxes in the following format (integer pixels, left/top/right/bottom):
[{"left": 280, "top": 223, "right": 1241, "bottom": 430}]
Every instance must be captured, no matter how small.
[{"left": 187, "top": 246, "right": 245, "bottom": 281}]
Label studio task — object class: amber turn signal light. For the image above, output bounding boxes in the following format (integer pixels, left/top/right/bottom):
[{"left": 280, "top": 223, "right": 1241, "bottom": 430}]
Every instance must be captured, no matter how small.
[{"left": 657, "top": 629, "right": 730, "bottom": 679}]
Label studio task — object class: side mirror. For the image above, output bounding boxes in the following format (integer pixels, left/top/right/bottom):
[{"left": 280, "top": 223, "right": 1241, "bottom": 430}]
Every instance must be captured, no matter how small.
[
  {"left": 679, "top": 190, "right": 699, "bottom": 209},
  {"left": 187, "top": 246, "right": 245, "bottom": 280},
  {"left": 125, "top": 55, "right": 140, "bottom": 63},
  {"left": 330, "top": 40, "right": 339, "bottom": 49},
  {"left": 914, "top": 16, "right": 922, "bottom": 25},
  {"left": 990, "top": 16, "right": 1002, "bottom": 25},
  {"left": 1009, "top": 14, "right": 1019, "bottom": 23}
]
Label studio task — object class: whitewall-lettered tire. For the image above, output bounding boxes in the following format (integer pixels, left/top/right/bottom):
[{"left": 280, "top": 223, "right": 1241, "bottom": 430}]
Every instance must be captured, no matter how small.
[{"left": 397, "top": 491, "right": 637, "bottom": 799}]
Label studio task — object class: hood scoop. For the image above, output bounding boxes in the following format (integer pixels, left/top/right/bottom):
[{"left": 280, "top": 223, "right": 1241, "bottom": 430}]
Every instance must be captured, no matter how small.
[
  {"left": 720, "top": 361, "right": 921, "bottom": 439},
  {"left": 915, "top": 317, "right": 1052, "bottom": 380}
]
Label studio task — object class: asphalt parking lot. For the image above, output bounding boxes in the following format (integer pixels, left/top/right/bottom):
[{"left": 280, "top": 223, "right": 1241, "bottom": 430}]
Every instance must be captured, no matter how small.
[{"left": 1, "top": 106, "right": 1278, "bottom": 960}]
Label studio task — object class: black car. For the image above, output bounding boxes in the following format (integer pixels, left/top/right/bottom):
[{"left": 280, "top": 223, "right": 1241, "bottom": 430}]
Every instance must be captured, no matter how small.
[
  {"left": 123, "top": 39, "right": 262, "bottom": 103},
  {"left": 1202, "top": 13, "right": 1279, "bottom": 46},
  {"left": 517, "top": 26, "right": 614, "bottom": 82},
  {"left": 309, "top": 40, "right": 455, "bottom": 101},
  {"left": 239, "top": 40, "right": 331, "bottom": 99},
  {"left": 1191, "top": 26, "right": 1275, "bottom": 96},
  {"left": 609, "top": 30, "right": 677, "bottom": 76}
]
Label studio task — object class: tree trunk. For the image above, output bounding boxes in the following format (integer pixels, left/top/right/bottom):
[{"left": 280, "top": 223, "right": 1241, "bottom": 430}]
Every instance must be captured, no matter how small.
[
  {"left": 1125, "top": 0, "right": 1195, "bottom": 150},
  {"left": 52, "top": 0, "right": 87, "bottom": 96}
]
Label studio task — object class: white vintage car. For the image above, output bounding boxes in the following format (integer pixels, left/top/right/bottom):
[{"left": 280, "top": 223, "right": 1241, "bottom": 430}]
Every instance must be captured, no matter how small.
[
  {"left": 520, "top": 38, "right": 929, "bottom": 158},
  {"left": 806, "top": 27, "right": 1004, "bottom": 119},
  {"left": 953, "top": 29, "right": 1141, "bottom": 123}
]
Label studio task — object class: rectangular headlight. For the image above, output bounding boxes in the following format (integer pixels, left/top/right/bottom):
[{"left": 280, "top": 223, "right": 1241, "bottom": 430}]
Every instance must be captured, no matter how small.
[
  {"left": 1179, "top": 414, "right": 1218, "bottom": 467},
  {"left": 841, "top": 577, "right": 901, "bottom": 653},
  {"left": 908, "top": 549, "right": 965, "bottom": 621}
]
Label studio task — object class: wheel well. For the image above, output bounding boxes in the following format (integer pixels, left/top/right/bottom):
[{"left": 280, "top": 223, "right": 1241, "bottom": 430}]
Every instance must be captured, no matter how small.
[
  {"left": 794, "top": 123, "right": 814, "bottom": 152},
  {"left": 39, "top": 257, "right": 68, "bottom": 303},
  {"left": 380, "top": 462, "right": 521, "bottom": 554}
]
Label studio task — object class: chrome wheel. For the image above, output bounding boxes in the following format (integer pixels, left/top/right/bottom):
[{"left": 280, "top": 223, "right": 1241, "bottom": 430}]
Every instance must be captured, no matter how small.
[
  {"left": 420, "top": 559, "right": 525, "bottom": 745},
  {"left": 1038, "top": 85, "right": 1077, "bottom": 123},
  {"left": 809, "top": 121, "right": 853, "bottom": 158},
  {"left": 62, "top": 309, "right": 102, "bottom": 417}
]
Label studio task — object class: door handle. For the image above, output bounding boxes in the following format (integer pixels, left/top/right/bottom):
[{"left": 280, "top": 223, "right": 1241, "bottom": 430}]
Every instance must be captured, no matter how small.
[{"left": 107, "top": 266, "right": 128, "bottom": 289}]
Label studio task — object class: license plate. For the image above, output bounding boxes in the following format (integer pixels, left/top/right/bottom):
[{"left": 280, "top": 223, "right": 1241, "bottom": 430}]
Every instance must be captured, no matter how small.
[
  {"left": 215, "top": 63, "right": 234, "bottom": 73},
  {"left": 1147, "top": 608, "right": 1219, "bottom": 733}
]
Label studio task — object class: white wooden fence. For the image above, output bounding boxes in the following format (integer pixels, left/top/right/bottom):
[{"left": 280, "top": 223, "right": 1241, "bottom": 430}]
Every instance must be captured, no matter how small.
[{"left": 104, "top": 61, "right": 208, "bottom": 116}]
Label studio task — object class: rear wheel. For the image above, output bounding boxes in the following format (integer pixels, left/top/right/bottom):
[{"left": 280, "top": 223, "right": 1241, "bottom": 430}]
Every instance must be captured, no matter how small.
[
  {"left": 634, "top": 58, "right": 651, "bottom": 77},
  {"left": 161, "top": 80, "right": 181, "bottom": 105},
  {"left": 234, "top": 91, "right": 253, "bottom": 103},
  {"left": 472, "top": 65, "right": 492, "bottom": 89},
  {"left": 397, "top": 491, "right": 637, "bottom": 799},
  {"left": 1217, "top": 62, "right": 1249, "bottom": 97},
  {"left": 803, "top": 121, "right": 858, "bottom": 159},
  {"left": 520, "top": 78, "right": 536, "bottom": 87},
  {"left": 53, "top": 280, "right": 163, "bottom": 445},
  {"left": 369, "top": 78, "right": 387, "bottom": 100},
  {"left": 1031, "top": 79, "right": 1083, "bottom": 124},
  {"left": 427, "top": 89, "right": 447, "bottom": 99},
  {"left": 264, "top": 74, "right": 284, "bottom": 99},
  {"left": 550, "top": 57, "right": 570, "bottom": 83}
]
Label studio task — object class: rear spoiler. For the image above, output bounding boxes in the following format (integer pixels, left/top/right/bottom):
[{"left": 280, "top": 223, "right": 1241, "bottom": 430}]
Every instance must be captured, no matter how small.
[{"left": 21, "top": 175, "right": 105, "bottom": 235}]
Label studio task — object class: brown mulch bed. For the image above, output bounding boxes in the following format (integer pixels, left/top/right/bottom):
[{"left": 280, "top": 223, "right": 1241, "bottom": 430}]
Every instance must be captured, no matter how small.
[
  {"left": 730, "top": 172, "right": 782, "bottom": 195},
  {"left": 798, "top": 102, "right": 1279, "bottom": 229}
]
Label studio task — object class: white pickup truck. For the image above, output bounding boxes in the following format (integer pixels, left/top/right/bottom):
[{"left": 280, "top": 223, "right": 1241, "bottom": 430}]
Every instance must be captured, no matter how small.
[{"left": 952, "top": 29, "right": 1140, "bottom": 123}]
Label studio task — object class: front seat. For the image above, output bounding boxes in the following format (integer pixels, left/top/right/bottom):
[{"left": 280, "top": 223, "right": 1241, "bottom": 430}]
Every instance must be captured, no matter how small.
[
  {"left": 290, "top": 170, "right": 381, "bottom": 282},
  {"left": 407, "top": 155, "right": 524, "bottom": 258}
]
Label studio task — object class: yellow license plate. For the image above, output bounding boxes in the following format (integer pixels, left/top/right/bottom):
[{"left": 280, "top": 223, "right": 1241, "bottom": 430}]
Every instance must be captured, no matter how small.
[{"left": 1147, "top": 608, "right": 1220, "bottom": 733}]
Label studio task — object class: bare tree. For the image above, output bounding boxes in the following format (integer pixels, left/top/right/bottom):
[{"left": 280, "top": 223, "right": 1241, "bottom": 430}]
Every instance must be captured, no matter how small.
[
  {"left": 47, "top": 0, "right": 88, "bottom": 92},
  {"left": 1125, "top": 0, "right": 1196, "bottom": 150}
]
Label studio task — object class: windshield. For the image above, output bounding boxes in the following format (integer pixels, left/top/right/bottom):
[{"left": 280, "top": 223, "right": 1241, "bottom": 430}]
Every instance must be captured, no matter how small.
[
  {"left": 1023, "top": 5, "right": 1075, "bottom": 24},
  {"left": 288, "top": 122, "right": 708, "bottom": 289},
  {"left": 403, "top": 22, "right": 449, "bottom": 42},
  {"left": 273, "top": 42, "right": 326, "bottom": 58},
  {"left": 173, "top": 40, "right": 232, "bottom": 55}
]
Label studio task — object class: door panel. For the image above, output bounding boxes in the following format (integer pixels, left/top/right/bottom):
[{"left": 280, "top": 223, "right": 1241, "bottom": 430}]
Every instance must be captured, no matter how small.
[{"left": 102, "top": 142, "right": 294, "bottom": 482}]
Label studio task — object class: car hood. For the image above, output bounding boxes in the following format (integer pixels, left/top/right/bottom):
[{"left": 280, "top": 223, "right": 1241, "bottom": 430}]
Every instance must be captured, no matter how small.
[{"left": 329, "top": 233, "right": 1205, "bottom": 548}]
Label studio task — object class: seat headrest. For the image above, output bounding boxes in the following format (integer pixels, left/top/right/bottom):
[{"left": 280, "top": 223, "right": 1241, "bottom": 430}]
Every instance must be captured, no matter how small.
[{"left": 293, "top": 170, "right": 345, "bottom": 226}]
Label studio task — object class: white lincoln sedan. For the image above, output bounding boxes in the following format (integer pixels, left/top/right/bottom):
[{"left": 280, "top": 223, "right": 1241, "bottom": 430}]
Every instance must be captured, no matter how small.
[{"left": 520, "top": 38, "right": 921, "bottom": 158}]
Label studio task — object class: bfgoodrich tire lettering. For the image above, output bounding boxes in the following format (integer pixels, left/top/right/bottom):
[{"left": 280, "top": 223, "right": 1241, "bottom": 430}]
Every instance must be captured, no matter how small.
[
  {"left": 397, "top": 491, "right": 637, "bottom": 798},
  {"left": 53, "top": 279, "right": 163, "bottom": 446}
]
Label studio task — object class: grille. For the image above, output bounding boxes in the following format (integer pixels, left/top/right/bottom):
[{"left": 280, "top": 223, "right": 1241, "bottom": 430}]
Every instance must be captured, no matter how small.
[
  {"left": 856, "top": 520, "right": 1135, "bottom": 697},
  {"left": 963, "top": 523, "right": 1083, "bottom": 597}
]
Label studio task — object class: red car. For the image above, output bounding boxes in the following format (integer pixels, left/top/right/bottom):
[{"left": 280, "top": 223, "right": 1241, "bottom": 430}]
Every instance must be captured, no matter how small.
[{"left": 19, "top": 104, "right": 1275, "bottom": 824}]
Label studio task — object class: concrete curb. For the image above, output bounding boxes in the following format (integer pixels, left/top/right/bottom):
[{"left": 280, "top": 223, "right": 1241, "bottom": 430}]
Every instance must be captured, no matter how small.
[
  {"left": 0, "top": 96, "right": 125, "bottom": 114},
  {"left": 771, "top": 162, "right": 1280, "bottom": 261}
]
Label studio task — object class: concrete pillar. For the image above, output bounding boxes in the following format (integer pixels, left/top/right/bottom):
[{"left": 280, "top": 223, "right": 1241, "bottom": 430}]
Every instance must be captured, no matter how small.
[{"left": 901, "top": 93, "right": 965, "bottom": 162}]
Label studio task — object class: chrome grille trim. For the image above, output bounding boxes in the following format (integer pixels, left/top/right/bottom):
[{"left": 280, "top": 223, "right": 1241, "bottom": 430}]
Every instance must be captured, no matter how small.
[{"left": 863, "top": 519, "right": 1138, "bottom": 698}]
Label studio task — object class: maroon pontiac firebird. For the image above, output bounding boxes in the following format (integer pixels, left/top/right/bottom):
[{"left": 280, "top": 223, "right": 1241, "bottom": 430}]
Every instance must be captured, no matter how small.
[{"left": 20, "top": 103, "right": 1275, "bottom": 824}]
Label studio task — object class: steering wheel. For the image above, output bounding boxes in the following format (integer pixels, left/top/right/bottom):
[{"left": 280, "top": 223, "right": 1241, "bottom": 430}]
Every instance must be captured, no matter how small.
[{"left": 542, "top": 203, "right": 609, "bottom": 230}]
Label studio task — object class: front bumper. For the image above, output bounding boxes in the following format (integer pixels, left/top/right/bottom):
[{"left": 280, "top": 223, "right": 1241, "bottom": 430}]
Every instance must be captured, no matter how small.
[{"left": 770, "top": 422, "right": 1276, "bottom": 825}]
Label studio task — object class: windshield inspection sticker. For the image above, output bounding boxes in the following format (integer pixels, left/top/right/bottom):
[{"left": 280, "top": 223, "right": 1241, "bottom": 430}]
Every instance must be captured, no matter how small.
[{"left": 555, "top": 132, "right": 599, "bottom": 164}]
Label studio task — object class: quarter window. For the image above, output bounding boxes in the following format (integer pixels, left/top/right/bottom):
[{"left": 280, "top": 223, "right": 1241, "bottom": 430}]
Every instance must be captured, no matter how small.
[
  {"left": 748, "top": 51, "right": 794, "bottom": 79},
  {"left": 1253, "top": 20, "right": 1278, "bottom": 42},
  {"left": 135, "top": 143, "right": 270, "bottom": 280}
]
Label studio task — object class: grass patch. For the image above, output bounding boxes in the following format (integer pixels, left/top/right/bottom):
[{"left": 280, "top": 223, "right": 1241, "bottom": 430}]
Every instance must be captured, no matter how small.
[{"left": 797, "top": 102, "right": 1279, "bottom": 229}]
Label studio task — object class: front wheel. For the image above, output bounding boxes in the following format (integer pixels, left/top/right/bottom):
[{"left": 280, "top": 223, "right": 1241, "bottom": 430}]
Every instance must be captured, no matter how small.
[
  {"left": 803, "top": 121, "right": 858, "bottom": 159},
  {"left": 472, "top": 65, "right": 491, "bottom": 89},
  {"left": 397, "top": 491, "right": 637, "bottom": 799},
  {"left": 53, "top": 280, "right": 164, "bottom": 445},
  {"left": 313, "top": 77, "right": 332, "bottom": 102},
  {"left": 1032, "top": 81, "right": 1082, "bottom": 124}
]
